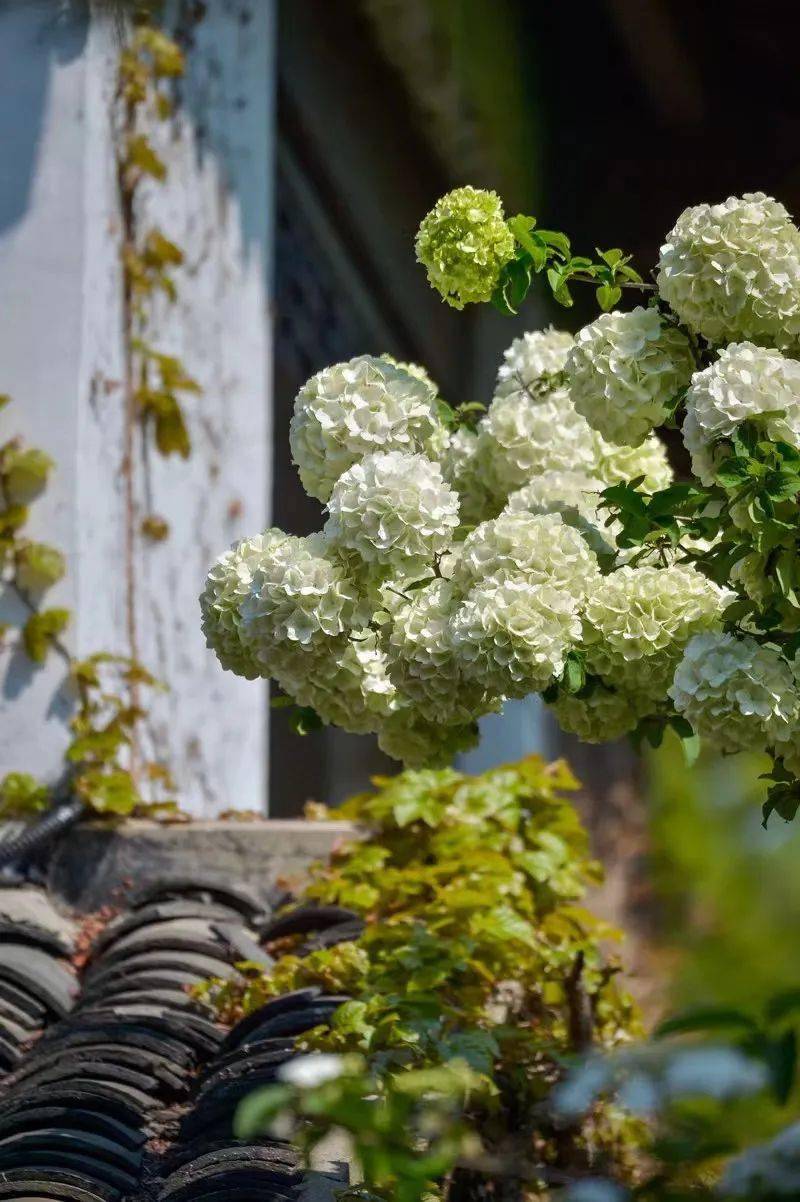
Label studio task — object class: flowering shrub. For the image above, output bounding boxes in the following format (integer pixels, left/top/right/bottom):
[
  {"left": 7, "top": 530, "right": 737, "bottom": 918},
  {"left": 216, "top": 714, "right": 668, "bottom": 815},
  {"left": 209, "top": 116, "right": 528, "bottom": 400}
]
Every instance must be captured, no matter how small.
[
  {"left": 202, "top": 183, "right": 800, "bottom": 821},
  {"left": 200, "top": 756, "right": 640, "bottom": 1201}
]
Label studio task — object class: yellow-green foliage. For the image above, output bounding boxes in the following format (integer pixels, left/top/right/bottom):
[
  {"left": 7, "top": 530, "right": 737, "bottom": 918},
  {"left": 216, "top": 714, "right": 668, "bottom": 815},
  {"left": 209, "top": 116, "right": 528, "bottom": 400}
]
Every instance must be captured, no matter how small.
[
  {"left": 118, "top": 24, "right": 199, "bottom": 463},
  {"left": 203, "top": 757, "right": 641, "bottom": 1197},
  {"left": 0, "top": 395, "right": 176, "bottom": 821}
]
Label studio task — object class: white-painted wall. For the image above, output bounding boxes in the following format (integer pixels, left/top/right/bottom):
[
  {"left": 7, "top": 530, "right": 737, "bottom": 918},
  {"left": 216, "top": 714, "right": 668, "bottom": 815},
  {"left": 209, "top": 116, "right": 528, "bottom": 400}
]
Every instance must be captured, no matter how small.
[{"left": 0, "top": 0, "right": 276, "bottom": 815}]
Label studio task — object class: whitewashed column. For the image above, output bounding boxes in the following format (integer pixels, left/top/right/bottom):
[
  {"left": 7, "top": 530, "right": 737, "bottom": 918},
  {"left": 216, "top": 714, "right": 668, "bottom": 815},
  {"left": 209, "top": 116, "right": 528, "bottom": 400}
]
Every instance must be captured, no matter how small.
[{"left": 0, "top": 0, "right": 276, "bottom": 815}]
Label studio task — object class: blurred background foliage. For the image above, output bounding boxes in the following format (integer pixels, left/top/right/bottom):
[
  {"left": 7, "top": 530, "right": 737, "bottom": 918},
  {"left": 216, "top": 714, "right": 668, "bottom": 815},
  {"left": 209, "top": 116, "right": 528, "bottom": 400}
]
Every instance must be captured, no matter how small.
[{"left": 648, "top": 735, "right": 800, "bottom": 1012}]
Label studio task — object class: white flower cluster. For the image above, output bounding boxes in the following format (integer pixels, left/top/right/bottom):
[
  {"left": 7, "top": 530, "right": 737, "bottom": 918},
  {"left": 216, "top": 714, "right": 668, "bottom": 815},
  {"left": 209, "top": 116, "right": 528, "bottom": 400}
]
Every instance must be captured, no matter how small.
[
  {"left": 397, "top": 187, "right": 800, "bottom": 789},
  {"left": 216, "top": 273, "right": 798, "bottom": 759},
  {"left": 657, "top": 192, "right": 800, "bottom": 349},
  {"left": 567, "top": 306, "right": 695, "bottom": 445},
  {"left": 325, "top": 451, "right": 459, "bottom": 567},
  {"left": 683, "top": 341, "right": 800, "bottom": 483},
  {"left": 225, "top": 236, "right": 800, "bottom": 764},
  {"left": 669, "top": 632, "right": 798, "bottom": 756},
  {"left": 289, "top": 355, "right": 446, "bottom": 502},
  {"left": 442, "top": 331, "right": 674, "bottom": 528},
  {"left": 540, "top": 561, "right": 734, "bottom": 745},
  {"left": 199, "top": 531, "right": 288, "bottom": 680},
  {"left": 494, "top": 326, "right": 574, "bottom": 396},
  {"left": 206, "top": 331, "right": 682, "bottom": 763}
]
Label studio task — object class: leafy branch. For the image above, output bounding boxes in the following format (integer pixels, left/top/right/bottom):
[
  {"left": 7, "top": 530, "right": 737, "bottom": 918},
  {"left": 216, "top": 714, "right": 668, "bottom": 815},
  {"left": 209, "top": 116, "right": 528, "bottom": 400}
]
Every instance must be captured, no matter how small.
[{"left": 493, "top": 214, "right": 653, "bottom": 316}]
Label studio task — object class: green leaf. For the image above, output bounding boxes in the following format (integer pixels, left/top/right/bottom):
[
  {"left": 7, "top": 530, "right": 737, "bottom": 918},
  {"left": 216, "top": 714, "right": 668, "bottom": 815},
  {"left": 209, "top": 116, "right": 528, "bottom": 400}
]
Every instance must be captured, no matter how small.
[
  {"left": 142, "top": 228, "right": 184, "bottom": 268},
  {"left": 235, "top": 1084, "right": 293, "bottom": 1139},
  {"left": 600, "top": 482, "right": 648, "bottom": 518},
  {"left": 596, "top": 283, "right": 622, "bottom": 311},
  {"left": 1, "top": 446, "right": 54, "bottom": 505},
  {"left": 762, "top": 779, "right": 800, "bottom": 826},
  {"left": 76, "top": 767, "right": 139, "bottom": 815},
  {"left": 141, "top": 514, "right": 170, "bottom": 541},
  {"left": 499, "top": 255, "right": 533, "bottom": 314},
  {"left": 22, "top": 608, "right": 70, "bottom": 663},
  {"left": 492, "top": 254, "right": 534, "bottom": 316},
  {"left": 289, "top": 706, "right": 323, "bottom": 736},
  {"left": 0, "top": 771, "right": 49, "bottom": 819},
  {"left": 561, "top": 651, "right": 586, "bottom": 695},
  {"left": 715, "top": 456, "right": 751, "bottom": 488},
  {"left": 597, "top": 247, "right": 625, "bottom": 268},
  {"left": 536, "top": 229, "right": 571, "bottom": 258},
  {"left": 126, "top": 133, "right": 166, "bottom": 180},
  {"left": 766, "top": 469, "right": 800, "bottom": 502},
  {"left": 66, "top": 727, "right": 128, "bottom": 765},
  {"left": 437, "top": 1029, "right": 499, "bottom": 1076},
  {"left": 15, "top": 541, "right": 66, "bottom": 593},
  {"left": 615, "top": 263, "right": 643, "bottom": 284},
  {"left": 723, "top": 598, "right": 755, "bottom": 624},
  {"left": 632, "top": 715, "right": 666, "bottom": 750},
  {"left": 774, "top": 549, "right": 798, "bottom": 601},
  {"left": 153, "top": 399, "right": 191, "bottom": 458},
  {"left": 507, "top": 215, "right": 538, "bottom": 256},
  {"left": 0, "top": 504, "right": 28, "bottom": 535},
  {"left": 471, "top": 904, "right": 536, "bottom": 947}
]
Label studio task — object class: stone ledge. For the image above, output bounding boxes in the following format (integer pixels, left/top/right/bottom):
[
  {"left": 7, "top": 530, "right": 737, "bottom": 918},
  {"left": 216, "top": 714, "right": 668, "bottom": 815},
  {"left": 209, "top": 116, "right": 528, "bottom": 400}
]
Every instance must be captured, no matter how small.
[{"left": 48, "top": 819, "right": 355, "bottom": 911}]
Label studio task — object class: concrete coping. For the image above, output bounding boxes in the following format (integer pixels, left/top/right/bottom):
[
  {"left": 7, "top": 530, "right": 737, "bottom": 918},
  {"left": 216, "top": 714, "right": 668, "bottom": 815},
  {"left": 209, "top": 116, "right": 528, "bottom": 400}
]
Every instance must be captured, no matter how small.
[{"left": 45, "top": 819, "right": 356, "bottom": 912}]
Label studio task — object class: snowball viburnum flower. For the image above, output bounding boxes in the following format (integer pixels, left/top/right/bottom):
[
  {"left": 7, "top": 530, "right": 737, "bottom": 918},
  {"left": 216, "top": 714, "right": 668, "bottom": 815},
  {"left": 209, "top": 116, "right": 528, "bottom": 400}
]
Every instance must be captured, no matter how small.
[
  {"left": 278, "top": 1053, "right": 349, "bottom": 1088},
  {"left": 239, "top": 532, "right": 365, "bottom": 654},
  {"left": 495, "top": 327, "right": 574, "bottom": 397},
  {"left": 451, "top": 578, "right": 581, "bottom": 697},
  {"left": 289, "top": 355, "right": 446, "bottom": 503},
  {"left": 581, "top": 563, "right": 731, "bottom": 702},
  {"left": 325, "top": 450, "right": 460, "bottom": 567},
  {"left": 379, "top": 354, "right": 441, "bottom": 396},
  {"left": 415, "top": 186, "right": 515, "bottom": 309},
  {"left": 670, "top": 631, "right": 799, "bottom": 754},
  {"left": 377, "top": 708, "right": 479, "bottom": 768},
  {"left": 567, "top": 306, "right": 695, "bottom": 445},
  {"left": 440, "top": 426, "right": 500, "bottom": 528},
  {"left": 657, "top": 193, "right": 800, "bottom": 350},
  {"left": 200, "top": 530, "right": 290, "bottom": 679},
  {"left": 548, "top": 686, "right": 646, "bottom": 744},
  {"left": 453, "top": 511, "right": 599, "bottom": 597},
  {"left": 275, "top": 630, "right": 397, "bottom": 736},
  {"left": 503, "top": 472, "right": 615, "bottom": 557},
  {"left": 593, "top": 430, "right": 674, "bottom": 492},
  {"left": 683, "top": 342, "right": 800, "bottom": 484},
  {"left": 387, "top": 578, "right": 501, "bottom": 724},
  {"left": 480, "top": 386, "right": 598, "bottom": 495}
]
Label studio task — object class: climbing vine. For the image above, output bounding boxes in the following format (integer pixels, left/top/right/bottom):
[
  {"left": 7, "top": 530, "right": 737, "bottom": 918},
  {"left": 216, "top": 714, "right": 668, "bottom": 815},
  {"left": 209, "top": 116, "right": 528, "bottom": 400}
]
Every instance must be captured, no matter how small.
[
  {"left": 0, "top": 395, "right": 177, "bottom": 820},
  {"left": 0, "top": 16, "right": 197, "bottom": 824},
  {"left": 117, "top": 20, "right": 200, "bottom": 527}
]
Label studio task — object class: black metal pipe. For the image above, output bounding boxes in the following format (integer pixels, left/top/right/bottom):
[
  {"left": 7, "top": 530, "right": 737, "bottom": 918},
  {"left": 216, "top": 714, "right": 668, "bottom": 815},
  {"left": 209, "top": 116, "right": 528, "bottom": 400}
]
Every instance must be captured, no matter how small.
[{"left": 0, "top": 787, "right": 85, "bottom": 875}]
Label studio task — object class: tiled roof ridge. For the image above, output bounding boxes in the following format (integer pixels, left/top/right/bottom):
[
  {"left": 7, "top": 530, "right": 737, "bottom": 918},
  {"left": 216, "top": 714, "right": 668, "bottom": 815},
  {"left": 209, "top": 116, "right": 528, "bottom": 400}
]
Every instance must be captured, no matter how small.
[{"left": 0, "top": 880, "right": 357, "bottom": 1200}]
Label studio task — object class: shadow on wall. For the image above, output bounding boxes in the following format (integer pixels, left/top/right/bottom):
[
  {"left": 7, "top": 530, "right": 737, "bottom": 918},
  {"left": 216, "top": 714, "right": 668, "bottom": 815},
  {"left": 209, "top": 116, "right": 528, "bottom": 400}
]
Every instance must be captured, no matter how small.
[
  {"left": 0, "top": 1, "right": 88, "bottom": 234},
  {"left": 0, "top": 0, "right": 274, "bottom": 259}
]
